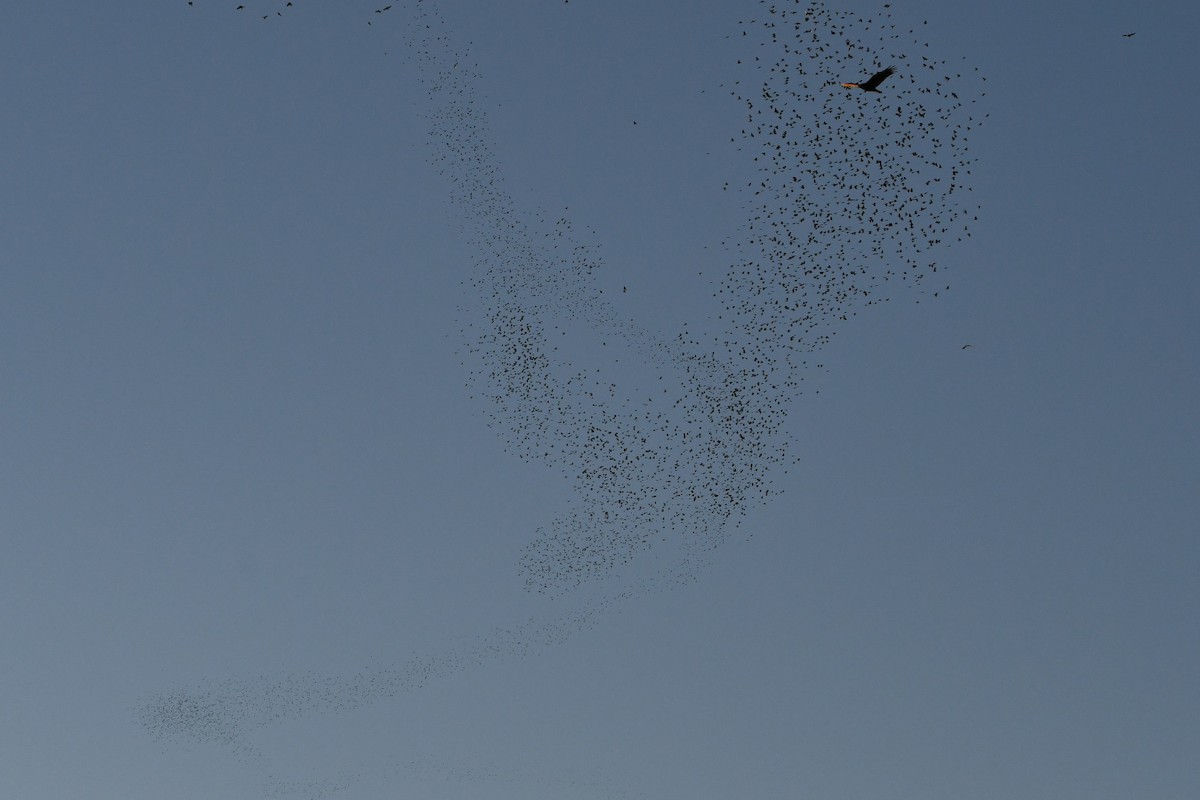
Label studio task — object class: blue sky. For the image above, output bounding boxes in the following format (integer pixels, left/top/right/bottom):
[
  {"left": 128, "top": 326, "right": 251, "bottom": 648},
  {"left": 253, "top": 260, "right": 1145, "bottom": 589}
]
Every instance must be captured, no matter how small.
[{"left": 2, "top": 1, "right": 1197, "bottom": 798}]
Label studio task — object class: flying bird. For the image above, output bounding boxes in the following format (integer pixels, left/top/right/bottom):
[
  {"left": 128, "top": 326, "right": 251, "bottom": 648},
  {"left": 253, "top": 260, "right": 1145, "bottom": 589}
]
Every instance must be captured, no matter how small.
[
  {"left": 1122, "top": 32, "right": 1136, "bottom": 37},
  {"left": 841, "top": 65, "right": 896, "bottom": 92}
]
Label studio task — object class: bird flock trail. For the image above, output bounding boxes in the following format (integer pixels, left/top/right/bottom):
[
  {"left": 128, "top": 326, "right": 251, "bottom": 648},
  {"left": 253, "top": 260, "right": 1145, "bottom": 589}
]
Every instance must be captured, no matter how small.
[
  {"left": 463, "top": 0, "right": 986, "bottom": 595},
  {"left": 144, "top": 0, "right": 985, "bottom": 794}
]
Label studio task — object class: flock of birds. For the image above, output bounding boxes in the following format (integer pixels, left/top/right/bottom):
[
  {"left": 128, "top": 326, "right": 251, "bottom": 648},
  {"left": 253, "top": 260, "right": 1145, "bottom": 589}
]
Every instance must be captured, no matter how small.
[
  {"left": 495, "top": 0, "right": 989, "bottom": 596},
  {"left": 145, "top": 0, "right": 997, "bottom": 796},
  {"left": 186, "top": 1, "right": 395, "bottom": 21},
  {"left": 140, "top": 586, "right": 640, "bottom": 794},
  {"left": 717, "top": 2, "right": 986, "bottom": 386}
]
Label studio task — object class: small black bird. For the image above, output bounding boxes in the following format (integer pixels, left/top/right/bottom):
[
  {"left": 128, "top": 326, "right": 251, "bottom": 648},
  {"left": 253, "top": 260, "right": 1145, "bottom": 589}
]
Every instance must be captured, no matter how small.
[
  {"left": 1122, "top": 32, "right": 1136, "bottom": 37},
  {"left": 841, "top": 66, "right": 897, "bottom": 93}
]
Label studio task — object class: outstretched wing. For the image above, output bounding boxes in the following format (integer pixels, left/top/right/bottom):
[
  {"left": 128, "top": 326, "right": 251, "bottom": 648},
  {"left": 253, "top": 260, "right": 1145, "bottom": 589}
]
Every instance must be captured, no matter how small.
[{"left": 861, "top": 65, "right": 896, "bottom": 91}]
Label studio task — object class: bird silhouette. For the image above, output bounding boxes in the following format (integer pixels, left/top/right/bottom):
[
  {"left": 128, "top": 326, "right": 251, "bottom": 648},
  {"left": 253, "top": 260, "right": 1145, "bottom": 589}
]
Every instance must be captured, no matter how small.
[{"left": 841, "top": 65, "right": 897, "bottom": 92}]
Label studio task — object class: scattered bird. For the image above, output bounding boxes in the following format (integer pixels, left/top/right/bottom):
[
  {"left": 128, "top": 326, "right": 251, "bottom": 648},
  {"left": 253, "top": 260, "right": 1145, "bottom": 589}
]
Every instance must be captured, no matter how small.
[{"left": 1122, "top": 32, "right": 1136, "bottom": 37}]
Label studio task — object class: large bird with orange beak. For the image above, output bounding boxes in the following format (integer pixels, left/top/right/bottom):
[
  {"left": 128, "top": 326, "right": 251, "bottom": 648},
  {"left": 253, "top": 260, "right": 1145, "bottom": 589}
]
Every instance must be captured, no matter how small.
[{"left": 841, "top": 65, "right": 896, "bottom": 93}]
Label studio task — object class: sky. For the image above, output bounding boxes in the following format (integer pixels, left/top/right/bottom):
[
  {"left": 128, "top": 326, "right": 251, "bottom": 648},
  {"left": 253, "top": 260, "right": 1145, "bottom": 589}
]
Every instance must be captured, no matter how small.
[{"left": 1, "top": 1, "right": 1197, "bottom": 798}]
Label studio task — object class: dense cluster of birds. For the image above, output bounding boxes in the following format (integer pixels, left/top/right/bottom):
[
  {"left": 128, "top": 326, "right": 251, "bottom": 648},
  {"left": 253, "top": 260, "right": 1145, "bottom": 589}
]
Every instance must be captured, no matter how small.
[
  {"left": 718, "top": 1, "right": 985, "bottom": 385},
  {"left": 399, "top": 1, "right": 788, "bottom": 597},
  {"left": 144, "top": 0, "right": 985, "bottom": 795},
  {"left": 487, "top": 0, "right": 987, "bottom": 595},
  {"left": 180, "top": 0, "right": 985, "bottom": 602}
]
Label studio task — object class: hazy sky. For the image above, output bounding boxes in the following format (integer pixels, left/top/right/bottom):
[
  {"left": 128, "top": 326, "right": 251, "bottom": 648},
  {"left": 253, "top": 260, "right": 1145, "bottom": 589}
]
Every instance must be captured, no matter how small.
[{"left": 2, "top": 1, "right": 1197, "bottom": 799}]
